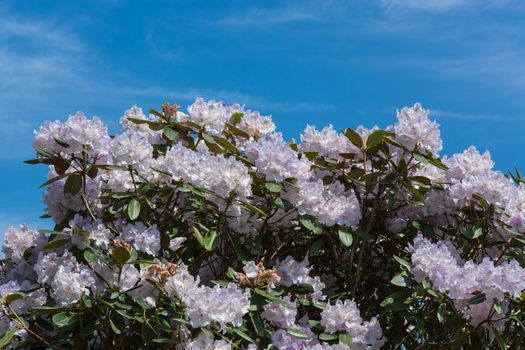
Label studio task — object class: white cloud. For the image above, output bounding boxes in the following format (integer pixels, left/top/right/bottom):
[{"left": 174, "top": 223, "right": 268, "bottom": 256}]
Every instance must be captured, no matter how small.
[
  {"left": 145, "top": 31, "right": 186, "bottom": 63},
  {"left": 432, "top": 109, "right": 525, "bottom": 122},
  {"left": 0, "top": 7, "right": 91, "bottom": 157},
  {"left": 214, "top": 0, "right": 335, "bottom": 27},
  {"left": 381, "top": 0, "right": 469, "bottom": 12},
  {"left": 0, "top": 18, "right": 83, "bottom": 52}
]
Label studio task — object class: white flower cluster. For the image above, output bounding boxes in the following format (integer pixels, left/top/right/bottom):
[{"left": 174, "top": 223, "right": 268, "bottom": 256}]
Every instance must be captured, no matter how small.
[
  {"left": 33, "top": 112, "right": 112, "bottom": 157},
  {"left": 165, "top": 264, "right": 250, "bottom": 328},
  {"left": 160, "top": 143, "right": 252, "bottom": 200},
  {"left": 2, "top": 225, "right": 44, "bottom": 262},
  {"left": 185, "top": 98, "right": 275, "bottom": 138},
  {"left": 300, "top": 124, "right": 357, "bottom": 159},
  {"left": 292, "top": 180, "right": 362, "bottom": 228},
  {"left": 261, "top": 296, "right": 298, "bottom": 329},
  {"left": 119, "top": 222, "right": 161, "bottom": 256},
  {"left": 34, "top": 251, "right": 96, "bottom": 306},
  {"left": 390, "top": 103, "right": 442, "bottom": 155},
  {"left": 392, "top": 141, "right": 525, "bottom": 238},
  {"left": 245, "top": 133, "right": 312, "bottom": 182},
  {"left": 410, "top": 234, "right": 525, "bottom": 327},
  {"left": 185, "top": 332, "right": 232, "bottom": 350},
  {"left": 4, "top": 98, "right": 525, "bottom": 347},
  {"left": 276, "top": 256, "right": 326, "bottom": 302},
  {"left": 321, "top": 299, "right": 385, "bottom": 350}
]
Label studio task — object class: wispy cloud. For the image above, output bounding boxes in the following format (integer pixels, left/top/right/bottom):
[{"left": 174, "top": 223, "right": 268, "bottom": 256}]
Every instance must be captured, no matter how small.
[
  {"left": 0, "top": 4, "right": 332, "bottom": 161},
  {"left": 380, "top": 0, "right": 525, "bottom": 13},
  {"left": 145, "top": 31, "right": 186, "bottom": 63},
  {"left": 380, "top": 0, "right": 469, "bottom": 13},
  {"left": 214, "top": 0, "right": 336, "bottom": 27},
  {"left": 432, "top": 109, "right": 525, "bottom": 122},
  {"left": 396, "top": 42, "right": 525, "bottom": 94},
  {"left": 0, "top": 7, "right": 91, "bottom": 158},
  {"left": 0, "top": 17, "right": 83, "bottom": 52}
]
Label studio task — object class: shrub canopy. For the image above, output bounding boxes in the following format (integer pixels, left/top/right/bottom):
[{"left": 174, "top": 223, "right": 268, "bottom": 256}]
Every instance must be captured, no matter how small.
[{"left": 1, "top": 99, "right": 525, "bottom": 349}]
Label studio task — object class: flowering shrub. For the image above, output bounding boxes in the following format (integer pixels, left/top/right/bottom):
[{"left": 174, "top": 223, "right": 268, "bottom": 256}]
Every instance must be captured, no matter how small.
[{"left": 1, "top": 99, "right": 525, "bottom": 349}]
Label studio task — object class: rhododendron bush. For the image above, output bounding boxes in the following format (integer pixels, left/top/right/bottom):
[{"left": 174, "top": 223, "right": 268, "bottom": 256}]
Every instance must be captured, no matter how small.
[{"left": 2, "top": 99, "right": 525, "bottom": 349}]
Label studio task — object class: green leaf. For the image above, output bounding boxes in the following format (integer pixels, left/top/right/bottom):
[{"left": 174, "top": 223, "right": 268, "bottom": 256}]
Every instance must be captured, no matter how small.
[
  {"left": 193, "top": 226, "right": 206, "bottom": 247},
  {"left": 141, "top": 322, "right": 156, "bottom": 343},
  {"left": 230, "top": 327, "right": 255, "bottom": 343},
  {"left": 110, "top": 311, "right": 126, "bottom": 335},
  {"left": 203, "top": 135, "right": 224, "bottom": 154},
  {"left": 292, "top": 283, "right": 314, "bottom": 294},
  {"left": 203, "top": 229, "right": 219, "bottom": 251},
  {"left": 286, "top": 328, "right": 311, "bottom": 340},
  {"left": 380, "top": 291, "right": 412, "bottom": 311},
  {"left": 96, "top": 164, "right": 129, "bottom": 171},
  {"left": 413, "top": 153, "right": 429, "bottom": 165},
  {"left": 393, "top": 255, "right": 412, "bottom": 271},
  {"left": 299, "top": 217, "right": 323, "bottom": 235},
  {"left": 0, "top": 329, "right": 17, "bottom": 348},
  {"left": 319, "top": 333, "right": 338, "bottom": 341},
  {"left": 81, "top": 293, "right": 93, "bottom": 308},
  {"left": 343, "top": 128, "right": 363, "bottom": 148},
  {"left": 250, "top": 313, "right": 265, "bottom": 337},
  {"left": 33, "top": 148, "right": 53, "bottom": 159},
  {"left": 309, "top": 239, "right": 323, "bottom": 256},
  {"left": 365, "top": 130, "right": 385, "bottom": 148},
  {"left": 492, "top": 328, "right": 507, "bottom": 350},
  {"left": 53, "top": 136, "right": 70, "bottom": 148},
  {"left": 265, "top": 182, "right": 282, "bottom": 193},
  {"left": 427, "top": 156, "right": 449, "bottom": 171},
  {"left": 214, "top": 136, "right": 240, "bottom": 153},
  {"left": 472, "top": 193, "right": 489, "bottom": 209},
  {"left": 54, "top": 159, "right": 70, "bottom": 175},
  {"left": 134, "top": 296, "right": 152, "bottom": 310},
  {"left": 228, "top": 234, "right": 249, "bottom": 263},
  {"left": 149, "top": 108, "right": 168, "bottom": 121},
  {"left": 274, "top": 198, "right": 292, "bottom": 211},
  {"left": 202, "top": 133, "right": 217, "bottom": 144},
  {"left": 87, "top": 165, "right": 99, "bottom": 178},
  {"left": 5, "top": 292, "right": 25, "bottom": 305},
  {"left": 112, "top": 246, "right": 131, "bottom": 264},
  {"left": 128, "top": 248, "right": 138, "bottom": 263},
  {"left": 63, "top": 174, "right": 83, "bottom": 195},
  {"left": 153, "top": 338, "right": 178, "bottom": 344},
  {"left": 437, "top": 303, "right": 446, "bottom": 323},
  {"left": 352, "top": 228, "right": 369, "bottom": 241},
  {"left": 127, "top": 117, "right": 154, "bottom": 125},
  {"left": 41, "top": 238, "right": 69, "bottom": 252},
  {"left": 493, "top": 299, "right": 503, "bottom": 314},
  {"left": 254, "top": 288, "right": 292, "bottom": 309},
  {"left": 83, "top": 248, "right": 97, "bottom": 263},
  {"left": 242, "top": 202, "right": 268, "bottom": 217},
  {"left": 231, "top": 112, "right": 244, "bottom": 124},
  {"left": 52, "top": 312, "right": 77, "bottom": 327},
  {"left": 225, "top": 123, "right": 250, "bottom": 138},
  {"left": 163, "top": 126, "right": 179, "bottom": 141},
  {"left": 390, "top": 272, "right": 410, "bottom": 287},
  {"left": 346, "top": 168, "right": 366, "bottom": 179},
  {"left": 464, "top": 226, "right": 483, "bottom": 240},
  {"left": 339, "top": 333, "right": 353, "bottom": 346},
  {"left": 337, "top": 229, "right": 353, "bottom": 247},
  {"left": 127, "top": 198, "right": 141, "bottom": 221},
  {"left": 510, "top": 236, "right": 525, "bottom": 248},
  {"left": 467, "top": 292, "right": 486, "bottom": 305}
]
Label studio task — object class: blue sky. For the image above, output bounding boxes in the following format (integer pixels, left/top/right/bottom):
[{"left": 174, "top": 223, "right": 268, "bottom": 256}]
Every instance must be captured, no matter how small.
[{"left": 1, "top": 0, "right": 525, "bottom": 235}]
